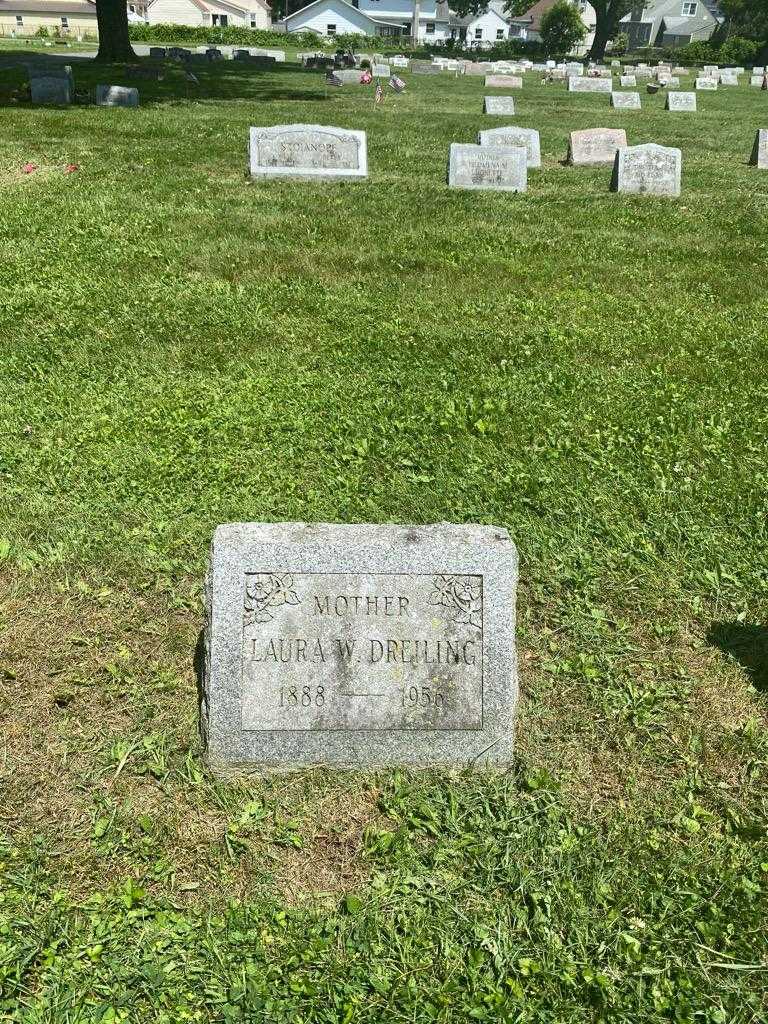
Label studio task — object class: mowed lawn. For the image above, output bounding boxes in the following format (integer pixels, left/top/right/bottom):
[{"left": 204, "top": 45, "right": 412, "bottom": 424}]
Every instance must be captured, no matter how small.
[{"left": 0, "top": 54, "right": 767, "bottom": 1023}]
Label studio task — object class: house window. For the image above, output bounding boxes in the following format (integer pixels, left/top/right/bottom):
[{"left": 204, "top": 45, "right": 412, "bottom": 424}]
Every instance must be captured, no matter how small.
[
  {"left": 211, "top": 13, "right": 228, "bottom": 25},
  {"left": 250, "top": 13, "right": 257, "bottom": 25},
  {"left": 496, "top": 27, "right": 504, "bottom": 38},
  {"left": 474, "top": 27, "right": 482, "bottom": 38},
  {"left": 426, "top": 21, "right": 435, "bottom": 33},
  {"left": 326, "top": 23, "right": 336, "bottom": 34},
  {"left": 16, "top": 14, "right": 23, "bottom": 25},
  {"left": 682, "top": 1, "right": 697, "bottom": 13},
  {"left": 60, "top": 15, "right": 68, "bottom": 26}
]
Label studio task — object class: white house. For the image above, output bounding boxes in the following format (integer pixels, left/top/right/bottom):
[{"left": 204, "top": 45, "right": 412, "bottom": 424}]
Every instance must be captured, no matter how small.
[
  {"left": 280, "top": 0, "right": 450, "bottom": 41},
  {"left": 509, "top": 0, "right": 596, "bottom": 53},
  {"left": 147, "top": 0, "right": 271, "bottom": 29},
  {"left": 450, "top": 6, "right": 510, "bottom": 47}
]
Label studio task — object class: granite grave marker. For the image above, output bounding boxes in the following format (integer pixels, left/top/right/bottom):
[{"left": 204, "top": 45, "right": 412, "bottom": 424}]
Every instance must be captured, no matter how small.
[{"left": 203, "top": 523, "right": 518, "bottom": 771}]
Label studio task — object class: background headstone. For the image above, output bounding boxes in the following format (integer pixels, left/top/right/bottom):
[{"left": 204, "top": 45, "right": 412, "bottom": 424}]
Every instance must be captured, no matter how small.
[
  {"left": 611, "top": 91, "right": 641, "bottom": 109},
  {"left": 749, "top": 128, "right": 768, "bottom": 168},
  {"left": 483, "top": 95, "right": 515, "bottom": 115},
  {"left": 568, "top": 77, "right": 612, "bottom": 93},
  {"left": 448, "top": 143, "right": 527, "bottom": 191},
  {"left": 203, "top": 523, "right": 519, "bottom": 771},
  {"left": 477, "top": 126, "right": 541, "bottom": 168},
  {"left": 30, "top": 76, "right": 71, "bottom": 104},
  {"left": 620, "top": 74, "right": 637, "bottom": 86},
  {"left": 96, "top": 84, "right": 139, "bottom": 107},
  {"left": 485, "top": 75, "right": 523, "bottom": 88},
  {"left": 665, "top": 91, "right": 696, "bottom": 111},
  {"left": 611, "top": 142, "right": 681, "bottom": 197},
  {"left": 249, "top": 124, "right": 368, "bottom": 181},
  {"left": 568, "top": 128, "right": 627, "bottom": 166},
  {"left": 696, "top": 77, "right": 718, "bottom": 90}
]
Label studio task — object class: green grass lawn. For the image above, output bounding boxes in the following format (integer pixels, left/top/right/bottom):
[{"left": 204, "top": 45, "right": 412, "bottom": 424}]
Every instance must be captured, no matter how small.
[{"left": 0, "top": 56, "right": 767, "bottom": 1023}]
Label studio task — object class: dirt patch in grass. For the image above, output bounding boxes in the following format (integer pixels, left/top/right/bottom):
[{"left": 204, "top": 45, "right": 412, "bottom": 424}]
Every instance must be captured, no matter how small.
[{"left": 2, "top": 569, "right": 764, "bottom": 906}]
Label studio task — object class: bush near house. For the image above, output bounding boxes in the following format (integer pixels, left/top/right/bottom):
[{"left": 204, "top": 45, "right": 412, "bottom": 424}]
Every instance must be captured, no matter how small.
[{"left": 127, "top": 23, "right": 294, "bottom": 46}]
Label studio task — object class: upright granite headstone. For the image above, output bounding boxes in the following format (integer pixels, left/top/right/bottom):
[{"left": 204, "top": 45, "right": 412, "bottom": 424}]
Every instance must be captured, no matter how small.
[
  {"left": 96, "top": 85, "right": 139, "bottom": 107},
  {"left": 611, "top": 91, "right": 641, "bottom": 108},
  {"left": 485, "top": 74, "right": 523, "bottom": 88},
  {"left": 665, "top": 91, "right": 696, "bottom": 111},
  {"left": 203, "top": 523, "right": 518, "bottom": 771},
  {"left": 611, "top": 142, "right": 681, "bottom": 197},
  {"left": 568, "top": 128, "right": 627, "bottom": 166},
  {"left": 477, "top": 126, "right": 541, "bottom": 168},
  {"left": 448, "top": 143, "right": 527, "bottom": 191},
  {"left": 149, "top": 46, "right": 167, "bottom": 58},
  {"left": 412, "top": 61, "right": 442, "bottom": 75},
  {"left": 568, "top": 76, "right": 612, "bottom": 93},
  {"left": 620, "top": 74, "right": 637, "bottom": 86},
  {"left": 249, "top": 124, "right": 367, "bottom": 181},
  {"left": 483, "top": 95, "right": 515, "bottom": 115},
  {"left": 373, "top": 63, "right": 390, "bottom": 77},
  {"left": 749, "top": 129, "right": 768, "bottom": 168},
  {"left": 30, "top": 76, "right": 71, "bottom": 104},
  {"left": 696, "top": 77, "right": 718, "bottom": 90}
]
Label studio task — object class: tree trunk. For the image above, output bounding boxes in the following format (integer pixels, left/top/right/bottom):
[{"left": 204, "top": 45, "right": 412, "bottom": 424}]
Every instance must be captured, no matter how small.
[
  {"left": 96, "top": 0, "right": 136, "bottom": 61},
  {"left": 589, "top": 17, "right": 612, "bottom": 62}
]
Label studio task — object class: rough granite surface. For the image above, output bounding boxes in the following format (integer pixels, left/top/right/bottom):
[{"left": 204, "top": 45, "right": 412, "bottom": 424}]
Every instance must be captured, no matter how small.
[{"left": 203, "top": 523, "right": 518, "bottom": 772}]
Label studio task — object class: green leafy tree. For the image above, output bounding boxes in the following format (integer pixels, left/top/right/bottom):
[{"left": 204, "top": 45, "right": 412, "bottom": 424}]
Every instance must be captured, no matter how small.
[
  {"left": 718, "top": 0, "right": 768, "bottom": 42},
  {"left": 611, "top": 30, "right": 629, "bottom": 54},
  {"left": 540, "top": 1, "right": 587, "bottom": 57}
]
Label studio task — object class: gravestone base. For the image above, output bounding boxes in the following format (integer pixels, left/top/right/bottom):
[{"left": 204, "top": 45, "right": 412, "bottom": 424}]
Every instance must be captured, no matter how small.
[{"left": 203, "top": 523, "right": 518, "bottom": 773}]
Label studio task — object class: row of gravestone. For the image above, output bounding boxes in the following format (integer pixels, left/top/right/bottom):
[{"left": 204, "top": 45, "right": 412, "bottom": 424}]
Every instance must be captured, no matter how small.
[
  {"left": 147, "top": 45, "right": 285, "bottom": 63},
  {"left": 482, "top": 93, "right": 701, "bottom": 114},
  {"left": 26, "top": 65, "right": 138, "bottom": 106},
  {"left": 248, "top": 123, "right": 768, "bottom": 194}
]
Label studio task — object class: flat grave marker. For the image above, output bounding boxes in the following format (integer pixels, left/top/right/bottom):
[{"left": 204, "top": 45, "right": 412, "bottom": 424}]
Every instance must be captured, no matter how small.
[{"left": 203, "top": 523, "right": 519, "bottom": 771}]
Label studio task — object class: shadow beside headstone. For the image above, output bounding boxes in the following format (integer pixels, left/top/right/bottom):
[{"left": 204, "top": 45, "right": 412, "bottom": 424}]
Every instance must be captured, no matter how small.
[{"left": 707, "top": 621, "right": 768, "bottom": 692}]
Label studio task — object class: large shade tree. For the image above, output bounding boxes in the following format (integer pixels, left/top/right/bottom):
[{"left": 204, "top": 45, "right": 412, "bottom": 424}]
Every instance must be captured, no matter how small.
[
  {"left": 96, "top": 0, "right": 136, "bottom": 61},
  {"left": 588, "top": 0, "right": 632, "bottom": 60}
]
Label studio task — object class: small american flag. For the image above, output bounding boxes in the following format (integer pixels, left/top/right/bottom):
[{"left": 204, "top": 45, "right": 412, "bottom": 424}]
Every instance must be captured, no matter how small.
[{"left": 375, "top": 83, "right": 383, "bottom": 104}]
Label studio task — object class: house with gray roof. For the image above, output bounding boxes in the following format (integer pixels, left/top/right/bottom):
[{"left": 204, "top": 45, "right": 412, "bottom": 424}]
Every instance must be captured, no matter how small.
[{"left": 620, "top": 0, "right": 720, "bottom": 48}]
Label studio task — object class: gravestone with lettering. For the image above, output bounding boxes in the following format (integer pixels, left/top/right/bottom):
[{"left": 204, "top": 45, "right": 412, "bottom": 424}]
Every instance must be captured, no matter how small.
[
  {"left": 96, "top": 84, "right": 139, "bottom": 107},
  {"left": 484, "top": 95, "right": 515, "bottom": 115},
  {"left": 620, "top": 74, "right": 637, "bottom": 86},
  {"left": 611, "top": 142, "right": 681, "bottom": 196},
  {"left": 751, "top": 75, "right": 763, "bottom": 86},
  {"left": 568, "top": 127, "right": 627, "bottom": 166},
  {"left": 749, "top": 129, "right": 768, "bottom": 168},
  {"left": 477, "top": 126, "right": 541, "bottom": 168},
  {"left": 249, "top": 124, "right": 367, "bottom": 181},
  {"left": 412, "top": 61, "right": 442, "bottom": 75},
  {"left": 485, "top": 74, "right": 523, "bottom": 88},
  {"left": 696, "top": 77, "right": 718, "bottom": 89},
  {"left": 373, "top": 63, "right": 390, "bottom": 77},
  {"left": 568, "top": 76, "right": 612, "bottom": 93},
  {"left": 203, "top": 522, "right": 518, "bottom": 771},
  {"left": 611, "top": 91, "right": 641, "bottom": 108},
  {"left": 448, "top": 143, "right": 527, "bottom": 191},
  {"left": 665, "top": 91, "right": 696, "bottom": 111}
]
